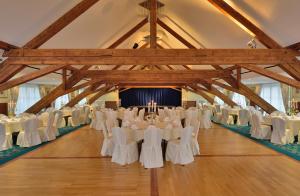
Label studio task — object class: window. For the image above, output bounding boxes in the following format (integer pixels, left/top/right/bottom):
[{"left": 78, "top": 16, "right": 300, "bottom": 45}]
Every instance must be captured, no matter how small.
[
  {"left": 232, "top": 93, "right": 247, "bottom": 108},
  {"left": 78, "top": 89, "right": 87, "bottom": 106},
  {"left": 214, "top": 96, "right": 224, "bottom": 105},
  {"left": 15, "top": 84, "right": 41, "bottom": 115},
  {"left": 260, "top": 83, "right": 285, "bottom": 112},
  {"left": 55, "top": 94, "right": 69, "bottom": 109}
]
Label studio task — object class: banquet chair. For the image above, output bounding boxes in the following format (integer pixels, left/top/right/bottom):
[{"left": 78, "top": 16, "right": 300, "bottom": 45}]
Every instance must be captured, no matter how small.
[
  {"left": 53, "top": 112, "right": 64, "bottom": 136},
  {"left": 39, "top": 112, "right": 49, "bottom": 126},
  {"left": 158, "top": 109, "right": 165, "bottom": 121},
  {"left": 0, "top": 114, "right": 8, "bottom": 120},
  {"left": 140, "top": 126, "right": 163, "bottom": 168},
  {"left": 38, "top": 112, "right": 56, "bottom": 142},
  {"left": 83, "top": 106, "right": 90, "bottom": 124},
  {"left": 100, "top": 122, "right": 114, "bottom": 156},
  {"left": 190, "top": 119, "right": 201, "bottom": 155},
  {"left": 250, "top": 113, "right": 271, "bottom": 140},
  {"left": 270, "top": 111, "right": 287, "bottom": 117},
  {"left": 105, "top": 119, "right": 116, "bottom": 137},
  {"left": 17, "top": 118, "right": 42, "bottom": 147},
  {"left": 111, "top": 127, "right": 138, "bottom": 165},
  {"left": 94, "top": 111, "right": 105, "bottom": 131},
  {"left": 0, "top": 122, "right": 12, "bottom": 151},
  {"left": 68, "top": 109, "right": 81, "bottom": 127},
  {"left": 220, "top": 109, "right": 234, "bottom": 125},
  {"left": 238, "top": 109, "right": 250, "bottom": 126},
  {"left": 271, "top": 117, "right": 294, "bottom": 145},
  {"left": 166, "top": 126, "right": 194, "bottom": 165},
  {"left": 138, "top": 109, "right": 145, "bottom": 121},
  {"left": 200, "top": 110, "right": 212, "bottom": 129}
]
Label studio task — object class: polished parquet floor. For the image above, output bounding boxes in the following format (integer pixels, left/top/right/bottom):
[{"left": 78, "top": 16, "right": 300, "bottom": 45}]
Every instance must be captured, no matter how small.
[{"left": 0, "top": 124, "right": 299, "bottom": 196}]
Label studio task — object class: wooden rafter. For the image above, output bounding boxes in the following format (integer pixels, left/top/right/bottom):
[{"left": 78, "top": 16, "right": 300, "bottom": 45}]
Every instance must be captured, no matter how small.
[
  {"left": 108, "top": 17, "right": 148, "bottom": 49},
  {"left": 238, "top": 64, "right": 300, "bottom": 89},
  {"left": 88, "top": 86, "right": 115, "bottom": 104},
  {"left": 287, "top": 42, "right": 300, "bottom": 50},
  {"left": 25, "top": 14, "right": 146, "bottom": 113},
  {"left": 207, "top": 0, "right": 300, "bottom": 80},
  {"left": 183, "top": 87, "right": 214, "bottom": 104},
  {"left": 157, "top": 18, "right": 196, "bottom": 49},
  {"left": 65, "top": 83, "right": 104, "bottom": 107},
  {"left": 24, "top": 0, "right": 100, "bottom": 48},
  {"left": 0, "top": 0, "right": 100, "bottom": 84},
  {"left": 190, "top": 84, "right": 237, "bottom": 107},
  {"left": 0, "top": 40, "right": 18, "bottom": 51},
  {"left": 0, "top": 65, "right": 67, "bottom": 92}
]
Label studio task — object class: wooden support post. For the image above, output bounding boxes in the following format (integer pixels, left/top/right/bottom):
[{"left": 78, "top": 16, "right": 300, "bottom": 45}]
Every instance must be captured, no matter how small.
[{"left": 150, "top": 0, "right": 157, "bottom": 49}]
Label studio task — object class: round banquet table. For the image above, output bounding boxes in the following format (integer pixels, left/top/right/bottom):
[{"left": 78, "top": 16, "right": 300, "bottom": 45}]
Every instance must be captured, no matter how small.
[
  {"left": 122, "top": 120, "right": 182, "bottom": 142},
  {"left": 263, "top": 116, "right": 300, "bottom": 136}
]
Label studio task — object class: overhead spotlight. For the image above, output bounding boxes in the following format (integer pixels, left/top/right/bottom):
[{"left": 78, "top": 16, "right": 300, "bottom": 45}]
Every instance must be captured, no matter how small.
[
  {"left": 132, "top": 40, "right": 144, "bottom": 49},
  {"left": 247, "top": 37, "right": 257, "bottom": 48},
  {"left": 133, "top": 43, "right": 139, "bottom": 49}
]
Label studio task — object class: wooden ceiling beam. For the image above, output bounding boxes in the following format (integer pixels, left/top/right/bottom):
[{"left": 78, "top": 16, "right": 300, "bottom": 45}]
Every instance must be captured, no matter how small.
[
  {"left": 82, "top": 70, "right": 233, "bottom": 80},
  {"left": 207, "top": 0, "right": 300, "bottom": 80},
  {"left": 5, "top": 49, "right": 298, "bottom": 65}
]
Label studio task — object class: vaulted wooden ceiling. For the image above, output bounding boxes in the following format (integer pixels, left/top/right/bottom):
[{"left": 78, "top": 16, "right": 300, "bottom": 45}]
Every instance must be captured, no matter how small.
[{"left": 0, "top": 0, "right": 299, "bottom": 114}]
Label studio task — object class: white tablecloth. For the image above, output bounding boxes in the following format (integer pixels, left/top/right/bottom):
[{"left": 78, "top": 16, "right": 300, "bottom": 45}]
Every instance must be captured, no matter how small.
[
  {"left": 123, "top": 120, "right": 182, "bottom": 142},
  {"left": 0, "top": 117, "right": 43, "bottom": 133},
  {"left": 263, "top": 116, "right": 300, "bottom": 136}
]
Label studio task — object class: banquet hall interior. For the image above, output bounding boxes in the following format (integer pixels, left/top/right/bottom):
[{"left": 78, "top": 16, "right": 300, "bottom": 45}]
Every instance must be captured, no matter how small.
[{"left": 0, "top": 0, "right": 300, "bottom": 195}]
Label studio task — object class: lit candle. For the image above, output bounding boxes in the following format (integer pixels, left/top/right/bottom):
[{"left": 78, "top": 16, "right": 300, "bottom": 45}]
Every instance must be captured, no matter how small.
[
  {"left": 154, "top": 102, "right": 157, "bottom": 113},
  {"left": 148, "top": 102, "right": 151, "bottom": 112}
]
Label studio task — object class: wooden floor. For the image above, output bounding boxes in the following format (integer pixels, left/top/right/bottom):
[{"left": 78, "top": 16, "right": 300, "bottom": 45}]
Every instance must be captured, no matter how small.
[{"left": 0, "top": 124, "right": 300, "bottom": 196}]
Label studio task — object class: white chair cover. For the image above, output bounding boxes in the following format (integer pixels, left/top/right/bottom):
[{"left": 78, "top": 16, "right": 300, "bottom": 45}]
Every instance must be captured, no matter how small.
[
  {"left": 94, "top": 111, "right": 105, "bottom": 131},
  {"left": 220, "top": 109, "right": 234, "bottom": 125},
  {"left": 39, "top": 112, "right": 49, "bottom": 126},
  {"left": 250, "top": 113, "right": 271, "bottom": 139},
  {"left": 68, "top": 109, "right": 81, "bottom": 127},
  {"left": 271, "top": 117, "right": 294, "bottom": 145},
  {"left": 100, "top": 122, "right": 114, "bottom": 156},
  {"left": 111, "top": 127, "right": 138, "bottom": 165},
  {"left": 17, "top": 118, "right": 42, "bottom": 147},
  {"left": 140, "top": 126, "right": 163, "bottom": 168},
  {"left": 238, "top": 109, "right": 250, "bottom": 126},
  {"left": 138, "top": 109, "right": 145, "bottom": 121},
  {"left": 0, "top": 122, "right": 12, "bottom": 151},
  {"left": 38, "top": 112, "right": 56, "bottom": 142},
  {"left": 166, "top": 126, "right": 194, "bottom": 165},
  {"left": 83, "top": 106, "right": 90, "bottom": 124},
  {"left": 200, "top": 110, "right": 212, "bottom": 129},
  {"left": 190, "top": 119, "right": 201, "bottom": 155},
  {"left": 53, "top": 111, "right": 63, "bottom": 136}
]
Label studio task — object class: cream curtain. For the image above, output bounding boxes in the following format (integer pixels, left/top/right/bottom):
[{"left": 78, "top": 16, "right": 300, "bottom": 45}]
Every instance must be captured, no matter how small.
[
  {"left": 280, "top": 84, "right": 289, "bottom": 112},
  {"left": 7, "top": 87, "right": 19, "bottom": 116}
]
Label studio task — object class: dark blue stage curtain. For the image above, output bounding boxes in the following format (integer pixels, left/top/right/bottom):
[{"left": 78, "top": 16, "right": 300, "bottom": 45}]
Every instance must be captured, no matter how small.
[{"left": 119, "top": 88, "right": 181, "bottom": 108}]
